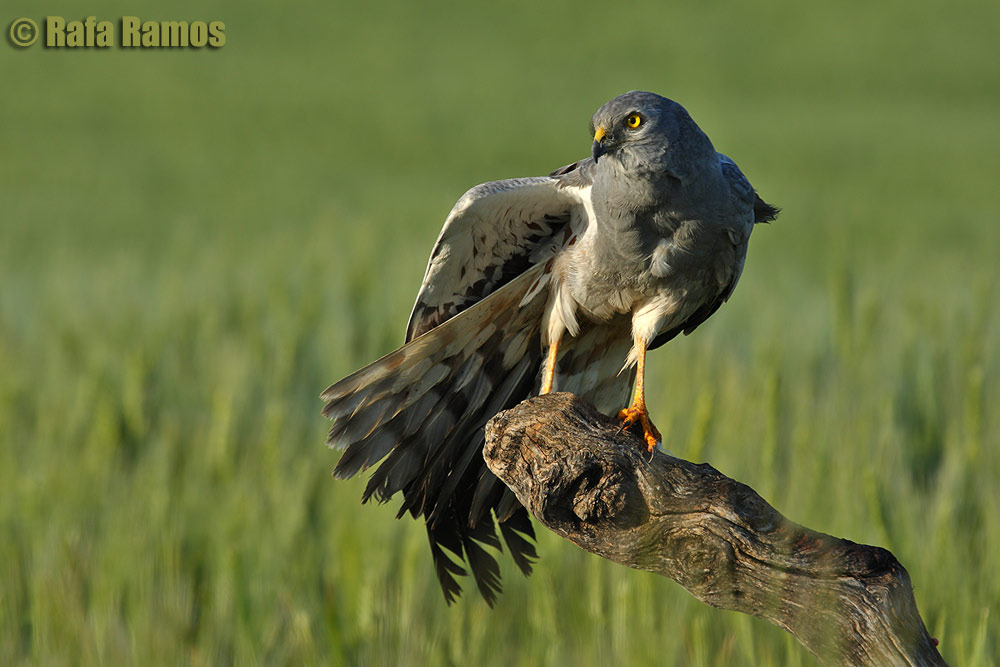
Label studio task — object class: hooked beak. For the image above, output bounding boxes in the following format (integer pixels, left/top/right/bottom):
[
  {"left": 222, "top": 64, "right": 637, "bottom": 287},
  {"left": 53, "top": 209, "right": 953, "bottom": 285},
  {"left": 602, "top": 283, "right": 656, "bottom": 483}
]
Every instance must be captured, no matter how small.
[{"left": 592, "top": 126, "right": 608, "bottom": 162}]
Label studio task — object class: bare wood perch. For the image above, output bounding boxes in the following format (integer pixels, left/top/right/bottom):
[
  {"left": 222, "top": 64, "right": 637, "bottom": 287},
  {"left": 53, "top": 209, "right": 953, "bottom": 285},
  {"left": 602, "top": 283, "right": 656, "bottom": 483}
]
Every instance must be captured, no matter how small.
[{"left": 483, "top": 393, "right": 946, "bottom": 667}]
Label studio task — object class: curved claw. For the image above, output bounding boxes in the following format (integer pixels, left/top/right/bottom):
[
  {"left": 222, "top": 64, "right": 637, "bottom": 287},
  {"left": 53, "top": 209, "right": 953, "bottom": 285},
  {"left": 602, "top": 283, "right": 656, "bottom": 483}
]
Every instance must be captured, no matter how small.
[{"left": 617, "top": 405, "right": 661, "bottom": 453}]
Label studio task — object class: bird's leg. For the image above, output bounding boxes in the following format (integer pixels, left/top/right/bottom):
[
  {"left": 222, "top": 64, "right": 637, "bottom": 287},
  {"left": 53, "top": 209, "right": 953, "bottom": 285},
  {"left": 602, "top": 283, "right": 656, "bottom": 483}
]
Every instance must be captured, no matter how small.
[
  {"left": 539, "top": 337, "right": 560, "bottom": 395},
  {"left": 617, "top": 338, "right": 661, "bottom": 452}
]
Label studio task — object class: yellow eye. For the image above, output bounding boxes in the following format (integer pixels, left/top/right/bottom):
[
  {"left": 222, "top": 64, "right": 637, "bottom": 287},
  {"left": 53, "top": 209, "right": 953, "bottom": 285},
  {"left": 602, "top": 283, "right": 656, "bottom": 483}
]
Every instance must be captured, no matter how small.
[{"left": 625, "top": 114, "right": 642, "bottom": 129}]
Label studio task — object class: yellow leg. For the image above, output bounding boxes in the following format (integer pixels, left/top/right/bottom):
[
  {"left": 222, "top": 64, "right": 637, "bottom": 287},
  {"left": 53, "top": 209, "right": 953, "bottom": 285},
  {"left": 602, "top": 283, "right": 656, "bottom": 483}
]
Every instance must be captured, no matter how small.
[
  {"left": 617, "top": 339, "right": 661, "bottom": 452},
  {"left": 539, "top": 338, "right": 560, "bottom": 395}
]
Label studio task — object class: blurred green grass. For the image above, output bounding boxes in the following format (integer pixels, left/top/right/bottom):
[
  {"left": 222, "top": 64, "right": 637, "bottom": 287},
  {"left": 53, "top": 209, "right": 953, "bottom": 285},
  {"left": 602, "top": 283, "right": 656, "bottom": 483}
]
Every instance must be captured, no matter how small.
[{"left": 2, "top": 0, "right": 998, "bottom": 664}]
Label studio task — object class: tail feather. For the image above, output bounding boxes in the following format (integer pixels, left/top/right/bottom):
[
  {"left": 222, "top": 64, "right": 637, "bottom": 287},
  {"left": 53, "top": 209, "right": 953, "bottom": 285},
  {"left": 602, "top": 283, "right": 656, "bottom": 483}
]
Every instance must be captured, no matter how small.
[{"left": 555, "top": 321, "right": 636, "bottom": 415}]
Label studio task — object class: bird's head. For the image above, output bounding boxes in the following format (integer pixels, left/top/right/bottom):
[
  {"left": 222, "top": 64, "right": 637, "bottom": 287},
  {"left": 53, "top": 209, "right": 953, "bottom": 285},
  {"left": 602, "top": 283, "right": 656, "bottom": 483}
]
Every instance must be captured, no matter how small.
[{"left": 589, "top": 91, "right": 715, "bottom": 183}]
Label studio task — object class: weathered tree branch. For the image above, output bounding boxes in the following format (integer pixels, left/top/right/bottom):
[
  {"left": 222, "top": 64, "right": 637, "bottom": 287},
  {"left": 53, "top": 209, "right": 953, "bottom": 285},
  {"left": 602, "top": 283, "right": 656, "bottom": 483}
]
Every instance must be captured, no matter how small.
[{"left": 483, "top": 393, "right": 945, "bottom": 667}]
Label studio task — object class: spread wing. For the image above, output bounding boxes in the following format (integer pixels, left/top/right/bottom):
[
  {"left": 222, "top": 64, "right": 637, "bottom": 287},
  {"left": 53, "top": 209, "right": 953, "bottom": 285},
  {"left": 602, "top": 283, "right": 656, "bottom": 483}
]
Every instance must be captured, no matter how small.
[
  {"left": 327, "top": 165, "right": 610, "bottom": 605},
  {"left": 406, "top": 170, "right": 593, "bottom": 342}
]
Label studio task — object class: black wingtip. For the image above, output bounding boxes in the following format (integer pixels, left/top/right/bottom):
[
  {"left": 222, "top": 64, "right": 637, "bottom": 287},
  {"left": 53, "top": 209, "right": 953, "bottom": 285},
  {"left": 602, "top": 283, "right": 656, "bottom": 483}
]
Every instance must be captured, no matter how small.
[
  {"left": 429, "top": 537, "right": 469, "bottom": 606},
  {"left": 754, "top": 193, "right": 780, "bottom": 224},
  {"left": 499, "top": 509, "right": 537, "bottom": 576}
]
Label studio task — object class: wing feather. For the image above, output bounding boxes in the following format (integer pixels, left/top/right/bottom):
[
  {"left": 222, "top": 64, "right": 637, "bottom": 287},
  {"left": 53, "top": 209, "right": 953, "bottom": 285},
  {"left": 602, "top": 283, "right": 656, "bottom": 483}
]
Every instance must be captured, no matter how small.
[{"left": 405, "top": 175, "right": 589, "bottom": 341}]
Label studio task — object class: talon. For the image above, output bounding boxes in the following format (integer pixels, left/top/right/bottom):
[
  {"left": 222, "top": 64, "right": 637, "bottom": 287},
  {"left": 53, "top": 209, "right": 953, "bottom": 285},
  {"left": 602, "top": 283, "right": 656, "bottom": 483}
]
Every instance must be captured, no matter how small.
[{"left": 617, "top": 405, "right": 661, "bottom": 452}]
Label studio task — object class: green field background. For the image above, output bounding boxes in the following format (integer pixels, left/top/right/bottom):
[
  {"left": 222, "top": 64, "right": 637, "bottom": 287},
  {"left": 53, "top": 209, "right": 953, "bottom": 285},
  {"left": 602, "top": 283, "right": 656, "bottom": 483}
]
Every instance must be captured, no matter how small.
[{"left": 2, "top": 1, "right": 998, "bottom": 664}]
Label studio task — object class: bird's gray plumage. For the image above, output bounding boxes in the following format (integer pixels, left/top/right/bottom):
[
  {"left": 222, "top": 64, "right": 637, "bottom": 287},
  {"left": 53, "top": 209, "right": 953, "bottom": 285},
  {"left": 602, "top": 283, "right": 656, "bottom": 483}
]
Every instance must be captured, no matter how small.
[{"left": 322, "top": 91, "right": 777, "bottom": 606}]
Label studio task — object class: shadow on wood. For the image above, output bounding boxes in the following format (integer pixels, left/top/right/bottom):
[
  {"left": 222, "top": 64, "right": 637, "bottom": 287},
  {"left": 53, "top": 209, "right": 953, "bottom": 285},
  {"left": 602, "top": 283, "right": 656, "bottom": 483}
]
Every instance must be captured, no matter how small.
[{"left": 483, "top": 393, "right": 946, "bottom": 667}]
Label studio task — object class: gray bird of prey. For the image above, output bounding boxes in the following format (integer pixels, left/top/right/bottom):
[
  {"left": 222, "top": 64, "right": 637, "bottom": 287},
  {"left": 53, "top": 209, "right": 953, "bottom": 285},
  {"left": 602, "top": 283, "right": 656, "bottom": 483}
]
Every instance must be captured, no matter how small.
[{"left": 322, "top": 91, "right": 778, "bottom": 605}]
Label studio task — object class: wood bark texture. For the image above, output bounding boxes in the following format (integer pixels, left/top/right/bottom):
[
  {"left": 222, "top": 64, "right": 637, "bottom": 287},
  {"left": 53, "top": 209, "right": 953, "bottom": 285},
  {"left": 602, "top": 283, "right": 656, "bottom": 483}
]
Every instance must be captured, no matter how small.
[{"left": 482, "top": 393, "right": 946, "bottom": 666}]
